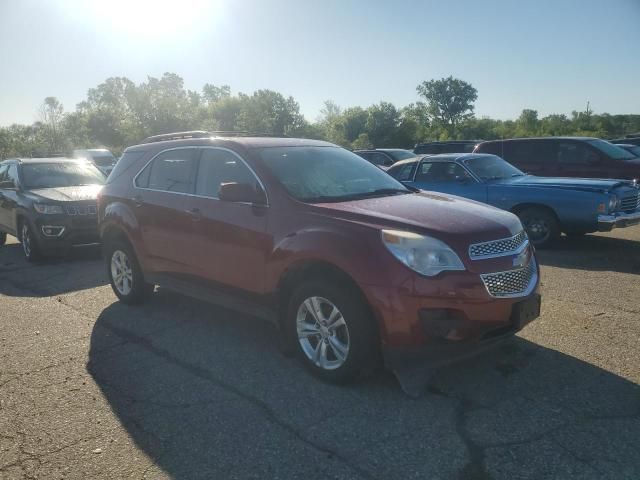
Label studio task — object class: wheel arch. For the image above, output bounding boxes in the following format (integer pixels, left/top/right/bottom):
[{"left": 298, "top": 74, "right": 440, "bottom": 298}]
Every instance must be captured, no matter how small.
[{"left": 510, "top": 202, "right": 560, "bottom": 223}]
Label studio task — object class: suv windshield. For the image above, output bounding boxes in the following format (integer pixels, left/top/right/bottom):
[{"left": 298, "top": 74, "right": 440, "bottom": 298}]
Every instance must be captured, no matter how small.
[
  {"left": 22, "top": 162, "right": 106, "bottom": 189},
  {"left": 464, "top": 155, "right": 525, "bottom": 181},
  {"left": 587, "top": 139, "right": 636, "bottom": 160},
  {"left": 257, "top": 146, "right": 410, "bottom": 202}
]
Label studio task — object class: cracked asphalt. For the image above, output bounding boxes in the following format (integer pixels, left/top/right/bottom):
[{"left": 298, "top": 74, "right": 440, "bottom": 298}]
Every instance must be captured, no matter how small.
[{"left": 1, "top": 230, "right": 639, "bottom": 480}]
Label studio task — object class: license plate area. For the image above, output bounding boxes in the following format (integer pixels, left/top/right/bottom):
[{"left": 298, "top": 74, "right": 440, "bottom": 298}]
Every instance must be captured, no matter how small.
[{"left": 512, "top": 294, "right": 541, "bottom": 328}]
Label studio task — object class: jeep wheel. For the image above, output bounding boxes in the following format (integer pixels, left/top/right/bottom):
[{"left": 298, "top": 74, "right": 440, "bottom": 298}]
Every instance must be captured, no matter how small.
[
  {"left": 105, "top": 240, "right": 153, "bottom": 304},
  {"left": 21, "top": 222, "right": 42, "bottom": 262},
  {"left": 286, "top": 280, "right": 378, "bottom": 383}
]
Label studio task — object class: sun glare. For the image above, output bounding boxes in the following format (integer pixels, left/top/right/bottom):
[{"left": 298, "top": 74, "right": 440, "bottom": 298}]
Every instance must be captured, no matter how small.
[{"left": 65, "top": 0, "right": 215, "bottom": 41}]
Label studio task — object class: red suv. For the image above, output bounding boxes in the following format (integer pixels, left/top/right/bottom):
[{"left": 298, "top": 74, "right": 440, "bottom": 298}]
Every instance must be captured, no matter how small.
[{"left": 99, "top": 131, "right": 541, "bottom": 382}]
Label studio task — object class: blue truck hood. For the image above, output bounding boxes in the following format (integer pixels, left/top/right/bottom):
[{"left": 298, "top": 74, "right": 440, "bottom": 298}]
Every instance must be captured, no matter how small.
[{"left": 507, "top": 175, "right": 633, "bottom": 193}]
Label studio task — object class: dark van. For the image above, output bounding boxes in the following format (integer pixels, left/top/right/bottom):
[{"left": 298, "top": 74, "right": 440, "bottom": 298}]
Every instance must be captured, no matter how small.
[{"left": 474, "top": 137, "right": 640, "bottom": 180}]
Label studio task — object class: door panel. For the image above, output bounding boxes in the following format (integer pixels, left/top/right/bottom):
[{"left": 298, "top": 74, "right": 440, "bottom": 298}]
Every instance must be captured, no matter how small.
[
  {"left": 189, "top": 148, "right": 270, "bottom": 294},
  {"left": 133, "top": 148, "right": 199, "bottom": 274}
]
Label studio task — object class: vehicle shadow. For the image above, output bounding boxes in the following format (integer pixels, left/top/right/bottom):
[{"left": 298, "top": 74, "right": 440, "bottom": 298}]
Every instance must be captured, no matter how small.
[
  {"left": 88, "top": 293, "right": 640, "bottom": 479},
  {"left": 537, "top": 233, "right": 640, "bottom": 274},
  {"left": 0, "top": 241, "right": 106, "bottom": 297}
]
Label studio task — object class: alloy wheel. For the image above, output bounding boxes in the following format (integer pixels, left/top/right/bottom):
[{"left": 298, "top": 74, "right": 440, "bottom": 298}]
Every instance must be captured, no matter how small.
[
  {"left": 296, "top": 296, "right": 350, "bottom": 370},
  {"left": 524, "top": 217, "right": 550, "bottom": 243},
  {"left": 111, "top": 250, "right": 133, "bottom": 296},
  {"left": 22, "top": 224, "right": 31, "bottom": 258}
]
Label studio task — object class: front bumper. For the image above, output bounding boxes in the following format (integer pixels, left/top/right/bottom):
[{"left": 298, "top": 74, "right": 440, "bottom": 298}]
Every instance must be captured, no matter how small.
[
  {"left": 382, "top": 294, "right": 541, "bottom": 371},
  {"left": 31, "top": 215, "right": 100, "bottom": 254},
  {"left": 598, "top": 210, "right": 640, "bottom": 231}
]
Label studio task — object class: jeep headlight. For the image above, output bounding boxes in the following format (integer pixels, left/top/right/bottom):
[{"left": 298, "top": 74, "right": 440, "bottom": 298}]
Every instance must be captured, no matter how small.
[
  {"left": 34, "top": 203, "right": 64, "bottom": 214},
  {"left": 381, "top": 230, "right": 465, "bottom": 276}
]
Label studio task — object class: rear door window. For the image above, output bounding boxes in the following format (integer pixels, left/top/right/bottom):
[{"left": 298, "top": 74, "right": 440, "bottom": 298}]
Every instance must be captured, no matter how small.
[
  {"left": 415, "top": 162, "right": 471, "bottom": 183},
  {"left": 557, "top": 142, "right": 598, "bottom": 165},
  {"left": 136, "top": 148, "right": 197, "bottom": 193}
]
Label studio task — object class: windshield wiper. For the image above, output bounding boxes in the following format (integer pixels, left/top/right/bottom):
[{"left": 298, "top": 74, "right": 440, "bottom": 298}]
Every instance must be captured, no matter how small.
[{"left": 304, "top": 188, "right": 411, "bottom": 203}]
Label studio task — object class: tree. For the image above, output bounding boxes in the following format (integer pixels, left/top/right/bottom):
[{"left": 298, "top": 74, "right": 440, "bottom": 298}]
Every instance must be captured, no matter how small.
[
  {"left": 39, "top": 97, "right": 65, "bottom": 153},
  {"left": 416, "top": 76, "right": 478, "bottom": 136},
  {"left": 515, "top": 109, "right": 540, "bottom": 137},
  {"left": 202, "top": 84, "right": 231, "bottom": 105}
]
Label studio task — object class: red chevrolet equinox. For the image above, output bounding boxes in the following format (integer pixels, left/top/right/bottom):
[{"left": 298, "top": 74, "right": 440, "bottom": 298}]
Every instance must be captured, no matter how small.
[{"left": 98, "top": 132, "right": 541, "bottom": 383}]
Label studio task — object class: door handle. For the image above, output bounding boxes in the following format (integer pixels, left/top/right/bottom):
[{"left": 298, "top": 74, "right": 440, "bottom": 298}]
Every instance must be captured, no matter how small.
[
  {"left": 186, "top": 207, "right": 202, "bottom": 221},
  {"left": 132, "top": 195, "right": 143, "bottom": 207}
]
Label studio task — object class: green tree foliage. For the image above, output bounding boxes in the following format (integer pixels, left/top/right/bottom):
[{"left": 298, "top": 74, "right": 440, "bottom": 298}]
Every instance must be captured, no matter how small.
[
  {"left": 1, "top": 73, "right": 639, "bottom": 158},
  {"left": 416, "top": 76, "right": 478, "bottom": 135}
]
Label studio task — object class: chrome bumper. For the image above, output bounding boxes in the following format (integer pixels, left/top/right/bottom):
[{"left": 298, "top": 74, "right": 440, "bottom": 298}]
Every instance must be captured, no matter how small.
[{"left": 598, "top": 210, "right": 640, "bottom": 231}]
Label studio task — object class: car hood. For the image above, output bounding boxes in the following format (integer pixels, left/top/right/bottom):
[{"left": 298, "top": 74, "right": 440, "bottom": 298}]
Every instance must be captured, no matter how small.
[
  {"left": 28, "top": 185, "right": 102, "bottom": 202},
  {"left": 309, "top": 191, "right": 522, "bottom": 245},
  {"left": 509, "top": 175, "right": 633, "bottom": 192}
]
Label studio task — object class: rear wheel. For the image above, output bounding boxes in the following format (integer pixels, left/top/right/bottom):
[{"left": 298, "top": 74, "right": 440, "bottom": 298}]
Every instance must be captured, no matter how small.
[
  {"left": 517, "top": 207, "right": 560, "bottom": 249},
  {"left": 105, "top": 240, "right": 153, "bottom": 304},
  {"left": 20, "top": 222, "right": 42, "bottom": 262},
  {"left": 286, "top": 280, "right": 378, "bottom": 383}
]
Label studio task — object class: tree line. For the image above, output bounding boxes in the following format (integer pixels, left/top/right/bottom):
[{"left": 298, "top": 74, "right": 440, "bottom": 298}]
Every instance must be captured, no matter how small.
[{"left": 1, "top": 73, "right": 639, "bottom": 158}]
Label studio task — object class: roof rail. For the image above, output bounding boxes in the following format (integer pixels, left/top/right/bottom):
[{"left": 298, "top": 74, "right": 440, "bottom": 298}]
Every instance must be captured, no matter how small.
[
  {"left": 142, "top": 131, "right": 211, "bottom": 144},
  {"left": 141, "top": 130, "right": 292, "bottom": 144}
]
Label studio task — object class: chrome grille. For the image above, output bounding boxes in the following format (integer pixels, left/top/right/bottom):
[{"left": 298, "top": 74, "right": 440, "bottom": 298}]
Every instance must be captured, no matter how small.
[
  {"left": 481, "top": 260, "right": 537, "bottom": 298},
  {"left": 620, "top": 193, "right": 639, "bottom": 212},
  {"left": 65, "top": 204, "right": 97, "bottom": 216},
  {"left": 469, "top": 230, "right": 528, "bottom": 260}
]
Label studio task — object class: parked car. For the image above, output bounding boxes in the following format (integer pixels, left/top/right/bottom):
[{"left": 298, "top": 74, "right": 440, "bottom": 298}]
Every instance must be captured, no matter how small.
[
  {"left": 414, "top": 141, "right": 480, "bottom": 155},
  {"left": 73, "top": 149, "right": 117, "bottom": 175},
  {"left": 99, "top": 131, "right": 541, "bottom": 383},
  {"left": 610, "top": 136, "right": 640, "bottom": 147},
  {"left": 353, "top": 149, "right": 417, "bottom": 169},
  {"left": 387, "top": 153, "right": 640, "bottom": 247},
  {"left": 0, "top": 158, "right": 105, "bottom": 261},
  {"left": 474, "top": 137, "right": 640, "bottom": 180},
  {"left": 615, "top": 144, "right": 640, "bottom": 157}
]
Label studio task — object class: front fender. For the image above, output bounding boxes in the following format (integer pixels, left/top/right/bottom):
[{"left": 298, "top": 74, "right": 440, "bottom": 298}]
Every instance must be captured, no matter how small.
[{"left": 489, "top": 186, "right": 605, "bottom": 232}]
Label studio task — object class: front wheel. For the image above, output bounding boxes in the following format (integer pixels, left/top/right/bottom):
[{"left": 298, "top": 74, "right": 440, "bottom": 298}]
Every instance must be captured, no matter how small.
[
  {"left": 20, "top": 222, "right": 42, "bottom": 262},
  {"left": 286, "top": 280, "right": 378, "bottom": 383},
  {"left": 105, "top": 240, "right": 153, "bottom": 304},
  {"left": 517, "top": 207, "right": 560, "bottom": 249}
]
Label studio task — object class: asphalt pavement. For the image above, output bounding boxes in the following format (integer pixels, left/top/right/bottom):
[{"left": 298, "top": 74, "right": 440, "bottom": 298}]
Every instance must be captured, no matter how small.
[{"left": 1, "top": 230, "right": 639, "bottom": 480}]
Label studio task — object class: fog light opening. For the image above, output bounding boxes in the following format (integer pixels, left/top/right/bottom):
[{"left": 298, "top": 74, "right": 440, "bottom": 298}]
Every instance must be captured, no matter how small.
[{"left": 41, "top": 226, "right": 65, "bottom": 237}]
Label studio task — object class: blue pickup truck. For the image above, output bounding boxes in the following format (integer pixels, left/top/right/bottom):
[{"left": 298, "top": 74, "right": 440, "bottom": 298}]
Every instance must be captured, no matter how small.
[{"left": 387, "top": 153, "right": 640, "bottom": 247}]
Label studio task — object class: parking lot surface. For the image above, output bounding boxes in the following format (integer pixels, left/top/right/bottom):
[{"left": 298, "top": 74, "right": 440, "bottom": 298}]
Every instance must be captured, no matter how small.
[{"left": 1, "top": 230, "right": 639, "bottom": 480}]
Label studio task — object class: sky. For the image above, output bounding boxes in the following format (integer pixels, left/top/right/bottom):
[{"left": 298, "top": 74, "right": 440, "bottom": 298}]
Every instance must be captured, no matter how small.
[{"left": 0, "top": 0, "right": 639, "bottom": 126}]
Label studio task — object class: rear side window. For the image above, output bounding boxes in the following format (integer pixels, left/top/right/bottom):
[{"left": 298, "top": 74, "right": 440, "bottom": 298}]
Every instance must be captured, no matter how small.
[
  {"left": 415, "top": 162, "right": 471, "bottom": 183},
  {"left": 503, "top": 141, "right": 555, "bottom": 164},
  {"left": 557, "top": 142, "right": 598, "bottom": 165},
  {"left": 195, "top": 148, "right": 258, "bottom": 198},
  {"left": 136, "top": 148, "right": 197, "bottom": 193},
  {"left": 107, "top": 151, "right": 145, "bottom": 184}
]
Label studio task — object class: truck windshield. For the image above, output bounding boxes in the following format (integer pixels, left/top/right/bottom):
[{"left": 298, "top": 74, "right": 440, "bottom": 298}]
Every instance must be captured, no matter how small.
[
  {"left": 464, "top": 155, "right": 525, "bottom": 181},
  {"left": 588, "top": 140, "right": 635, "bottom": 160},
  {"left": 22, "top": 163, "right": 106, "bottom": 189},
  {"left": 257, "top": 146, "right": 410, "bottom": 202}
]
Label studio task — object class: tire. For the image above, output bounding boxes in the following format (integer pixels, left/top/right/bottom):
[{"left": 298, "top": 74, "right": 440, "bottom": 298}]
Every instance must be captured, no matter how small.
[
  {"left": 0, "top": 232, "right": 6, "bottom": 246},
  {"left": 20, "top": 221, "right": 42, "bottom": 262},
  {"left": 517, "top": 207, "right": 560, "bottom": 249},
  {"left": 104, "top": 239, "right": 153, "bottom": 304},
  {"left": 285, "top": 279, "right": 378, "bottom": 383}
]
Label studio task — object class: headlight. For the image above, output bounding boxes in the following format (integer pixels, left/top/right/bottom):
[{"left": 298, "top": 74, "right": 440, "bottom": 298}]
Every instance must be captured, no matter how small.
[
  {"left": 608, "top": 195, "right": 618, "bottom": 212},
  {"left": 381, "top": 229, "right": 465, "bottom": 276},
  {"left": 34, "top": 204, "right": 64, "bottom": 214}
]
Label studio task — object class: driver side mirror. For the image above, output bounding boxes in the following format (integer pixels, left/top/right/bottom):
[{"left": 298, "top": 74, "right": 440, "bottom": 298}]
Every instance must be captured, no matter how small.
[{"left": 218, "top": 182, "right": 266, "bottom": 204}]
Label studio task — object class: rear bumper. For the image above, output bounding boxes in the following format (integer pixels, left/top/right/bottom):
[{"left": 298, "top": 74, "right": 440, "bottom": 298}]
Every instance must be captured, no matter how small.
[
  {"left": 383, "top": 294, "right": 541, "bottom": 371},
  {"left": 598, "top": 210, "right": 640, "bottom": 231}
]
